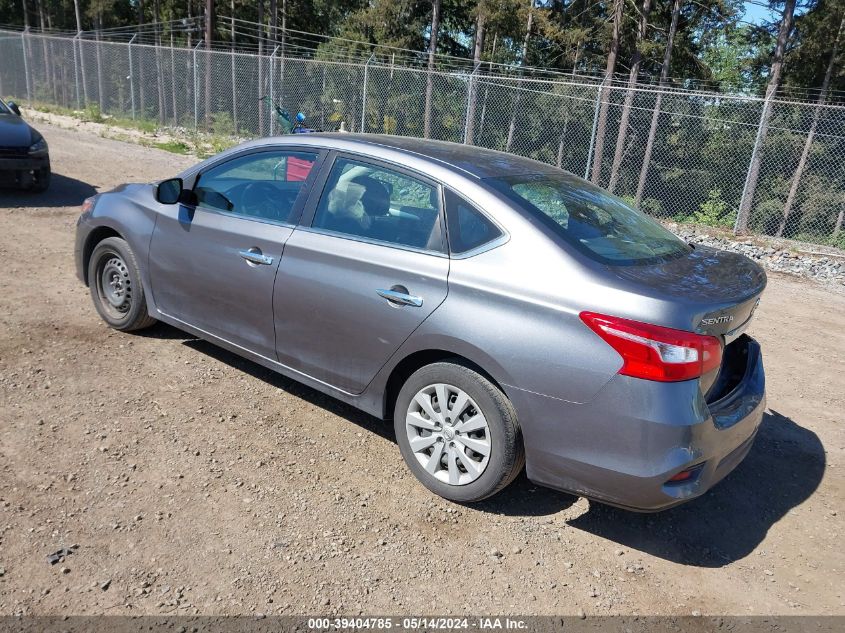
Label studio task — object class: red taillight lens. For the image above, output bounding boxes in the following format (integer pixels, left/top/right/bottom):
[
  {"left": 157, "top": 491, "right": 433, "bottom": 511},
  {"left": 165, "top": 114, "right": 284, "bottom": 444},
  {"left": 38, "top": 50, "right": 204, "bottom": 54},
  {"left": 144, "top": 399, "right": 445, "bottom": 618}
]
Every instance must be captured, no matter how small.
[{"left": 580, "top": 312, "right": 722, "bottom": 382}]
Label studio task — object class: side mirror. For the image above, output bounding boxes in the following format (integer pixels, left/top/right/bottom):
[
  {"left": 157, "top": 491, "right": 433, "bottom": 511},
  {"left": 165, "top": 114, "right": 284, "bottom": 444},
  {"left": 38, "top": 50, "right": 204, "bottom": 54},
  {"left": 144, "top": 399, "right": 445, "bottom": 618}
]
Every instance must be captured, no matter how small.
[
  {"left": 7, "top": 101, "right": 21, "bottom": 116},
  {"left": 155, "top": 177, "right": 183, "bottom": 204}
]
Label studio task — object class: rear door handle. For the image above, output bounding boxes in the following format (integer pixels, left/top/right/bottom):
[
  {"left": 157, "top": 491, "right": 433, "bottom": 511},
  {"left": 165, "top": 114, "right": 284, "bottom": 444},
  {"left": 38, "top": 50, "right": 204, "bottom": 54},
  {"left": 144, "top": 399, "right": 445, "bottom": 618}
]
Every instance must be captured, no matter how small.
[
  {"left": 239, "top": 248, "right": 274, "bottom": 266},
  {"left": 377, "top": 288, "right": 423, "bottom": 307}
]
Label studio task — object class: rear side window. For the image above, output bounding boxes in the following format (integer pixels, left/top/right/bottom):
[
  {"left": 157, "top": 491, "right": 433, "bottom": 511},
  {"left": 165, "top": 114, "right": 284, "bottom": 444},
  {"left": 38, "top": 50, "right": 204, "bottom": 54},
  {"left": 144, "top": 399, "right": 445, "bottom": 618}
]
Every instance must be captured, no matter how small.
[
  {"left": 486, "top": 172, "right": 690, "bottom": 265},
  {"left": 445, "top": 189, "right": 503, "bottom": 255},
  {"left": 311, "top": 157, "right": 444, "bottom": 253}
]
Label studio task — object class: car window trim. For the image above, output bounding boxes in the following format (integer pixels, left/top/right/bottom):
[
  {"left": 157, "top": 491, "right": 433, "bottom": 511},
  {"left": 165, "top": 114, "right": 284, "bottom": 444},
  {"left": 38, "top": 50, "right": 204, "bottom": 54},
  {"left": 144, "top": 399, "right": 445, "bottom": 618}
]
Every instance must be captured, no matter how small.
[
  {"left": 186, "top": 146, "right": 329, "bottom": 227},
  {"left": 297, "top": 150, "right": 447, "bottom": 256},
  {"left": 443, "top": 187, "right": 510, "bottom": 259}
]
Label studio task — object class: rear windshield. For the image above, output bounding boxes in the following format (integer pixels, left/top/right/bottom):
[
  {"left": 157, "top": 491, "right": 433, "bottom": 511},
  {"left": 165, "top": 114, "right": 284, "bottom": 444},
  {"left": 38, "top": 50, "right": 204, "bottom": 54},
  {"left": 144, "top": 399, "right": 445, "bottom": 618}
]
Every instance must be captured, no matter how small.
[
  {"left": 486, "top": 173, "right": 691, "bottom": 266},
  {"left": 0, "top": 100, "right": 10, "bottom": 115}
]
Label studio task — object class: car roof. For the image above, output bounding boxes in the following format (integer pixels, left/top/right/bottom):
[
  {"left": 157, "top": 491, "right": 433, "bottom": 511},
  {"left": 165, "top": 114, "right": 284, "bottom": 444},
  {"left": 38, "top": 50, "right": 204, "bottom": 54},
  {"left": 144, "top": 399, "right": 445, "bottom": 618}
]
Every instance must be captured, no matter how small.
[{"left": 248, "top": 133, "right": 562, "bottom": 180}]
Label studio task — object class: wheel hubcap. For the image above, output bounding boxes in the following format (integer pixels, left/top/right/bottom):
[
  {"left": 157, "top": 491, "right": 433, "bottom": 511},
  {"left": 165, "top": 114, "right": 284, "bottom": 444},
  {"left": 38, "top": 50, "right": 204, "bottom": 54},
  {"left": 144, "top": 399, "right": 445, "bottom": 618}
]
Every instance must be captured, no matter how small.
[
  {"left": 98, "top": 255, "right": 132, "bottom": 315},
  {"left": 405, "top": 383, "right": 491, "bottom": 486}
]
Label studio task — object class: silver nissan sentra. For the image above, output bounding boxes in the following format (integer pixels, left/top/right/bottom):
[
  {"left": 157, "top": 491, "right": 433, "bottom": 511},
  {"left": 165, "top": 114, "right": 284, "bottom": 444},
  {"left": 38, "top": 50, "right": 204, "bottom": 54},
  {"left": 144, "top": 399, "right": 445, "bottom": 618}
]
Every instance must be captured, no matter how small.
[{"left": 75, "top": 134, "right": 766, "bottom": 511}]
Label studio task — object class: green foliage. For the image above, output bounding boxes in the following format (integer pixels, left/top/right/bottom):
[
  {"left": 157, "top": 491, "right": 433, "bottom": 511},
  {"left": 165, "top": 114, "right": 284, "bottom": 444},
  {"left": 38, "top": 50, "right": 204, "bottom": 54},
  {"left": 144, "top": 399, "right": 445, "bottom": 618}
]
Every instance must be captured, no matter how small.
[
  {"left": 153, "top": 140, "right": 192, "bottom": 155},
  {"left": 692, "top": 188, "right": 736, "bottom": 228},
  {"left": 82, "top": 103, "right": 104, "bottom": 123}
]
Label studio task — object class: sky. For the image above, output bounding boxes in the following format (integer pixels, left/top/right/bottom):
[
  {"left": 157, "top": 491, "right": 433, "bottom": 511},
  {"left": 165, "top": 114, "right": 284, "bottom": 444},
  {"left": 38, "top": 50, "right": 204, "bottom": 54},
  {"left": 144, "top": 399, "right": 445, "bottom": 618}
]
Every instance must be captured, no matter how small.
[
  {"left": 742, "top": 1, "right": 808, "bottom": 26},
  {"left": 743, "top": 2, "right": 779, "bottom": 25}
]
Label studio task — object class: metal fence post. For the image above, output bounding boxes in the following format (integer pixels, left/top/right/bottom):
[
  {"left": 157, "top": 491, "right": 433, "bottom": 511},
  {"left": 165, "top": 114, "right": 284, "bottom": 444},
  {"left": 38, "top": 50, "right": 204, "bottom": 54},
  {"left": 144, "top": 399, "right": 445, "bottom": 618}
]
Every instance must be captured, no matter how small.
[
  {"left": 72, "top": 33, "right": 81, "bottom": 108},
  {"left": 21, "top": 29, "right": 32, "bottom": 103},
  {"left": 463, "top": 63, "right": 480, "bottom": 145},
  {"left": 361, "top": 53, "right": 374, "bottom": 133},
  {"left": 193, "top": 39, "right": 203, "bottom": 132},
  {"left": 584, "top": 78, "right": 604, "bottom": 180},
  {"left": 128, "top": 33, "right": 137, "bottom": 120},
  {"left": 269, "top": 45, "right": 279, "bottom": 136},
  {"left": 735, "top": 95, "right": 772, "bottom": 234}
]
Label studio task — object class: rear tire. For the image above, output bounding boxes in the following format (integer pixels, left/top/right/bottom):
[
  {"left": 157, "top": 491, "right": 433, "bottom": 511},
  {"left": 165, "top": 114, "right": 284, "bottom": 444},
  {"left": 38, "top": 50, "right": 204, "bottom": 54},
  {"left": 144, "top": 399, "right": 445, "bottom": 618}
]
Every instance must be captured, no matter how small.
[
  {"left": 394, "top": 360, "right": 524, "bottom": 502},
  {"left": 88, "top": 237, "right": 157, "bottom": 332}
]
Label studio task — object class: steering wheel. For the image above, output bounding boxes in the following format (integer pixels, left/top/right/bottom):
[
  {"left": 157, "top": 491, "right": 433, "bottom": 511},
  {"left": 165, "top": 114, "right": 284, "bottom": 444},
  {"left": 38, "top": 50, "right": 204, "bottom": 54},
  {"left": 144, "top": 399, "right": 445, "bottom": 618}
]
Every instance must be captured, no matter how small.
[{"left": 239, "top": 181, "right": 282, "bottom": 220}]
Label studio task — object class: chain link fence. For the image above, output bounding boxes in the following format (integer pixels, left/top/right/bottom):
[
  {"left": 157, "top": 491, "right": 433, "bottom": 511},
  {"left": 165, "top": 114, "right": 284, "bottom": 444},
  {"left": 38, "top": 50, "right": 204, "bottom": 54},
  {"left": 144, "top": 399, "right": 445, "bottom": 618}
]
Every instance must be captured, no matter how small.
[{"left": 2, "top": 29, "right": 844, "bottom": 250}]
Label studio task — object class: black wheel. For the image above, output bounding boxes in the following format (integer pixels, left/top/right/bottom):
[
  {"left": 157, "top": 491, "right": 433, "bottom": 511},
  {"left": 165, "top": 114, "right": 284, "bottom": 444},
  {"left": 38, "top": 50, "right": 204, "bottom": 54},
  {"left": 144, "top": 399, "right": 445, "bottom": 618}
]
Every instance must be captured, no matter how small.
[
  {"left": 394, "top": 360, "right": 524, "bottom": 503},
  {"left": 31, "top": 166, "right": 51, "bottom": 192},
  {"left": 88, "top": 237, "right": 157, "bottom": 332}
]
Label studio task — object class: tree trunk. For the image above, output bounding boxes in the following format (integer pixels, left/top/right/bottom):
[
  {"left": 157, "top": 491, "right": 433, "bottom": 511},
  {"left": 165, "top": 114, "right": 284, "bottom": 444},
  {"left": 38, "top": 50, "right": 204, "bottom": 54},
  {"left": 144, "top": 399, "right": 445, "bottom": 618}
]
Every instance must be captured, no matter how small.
[
  {"left": 72, "top": 0, "right": 89, "bottom": 105},
  {"left": 258, "top": 0, "right": 265, "bottom": 136},
  {"left": 204, "top": 0, "right": 214, "bottom": 130},
  {"left": 776, "top": 14, "right": 843, "bottom": 238},
  {"left": 636, "top": 0, "right": 682, "bottom": 207},
  {"left": 154, "top": 0, "right": 165, "bottom": 124},
  {"left": 735, "top": 0, "right": 796, "bottom": 234},
  {"left": 505, "top": 0, "right": 534, "bottom": 152},
  {"left": 607, "top": 0, "right": 652, "bottom": 193},
  {"left": 136, "top": 0, "right": 144, "bottom": 115},
  {"left": 834, "top": 200, "right": 845, "bottom": 238},
  {"left": 230, "top": 0, "right": 238, "bottom": 133},
  {"left": 477, "top": 32, "right": 496, "bottom": 142},
  {"left": 35, "top": 0, "right": 51, "bottom": 99},
  {"left": 423, "top": 0, "right": 442, "bottom": 139},
  {"left": 464, "top": 12, "right": 485, "bottom": 145},
  {"left": 589, "top": 0, "right": 623, "bottom": 184}
]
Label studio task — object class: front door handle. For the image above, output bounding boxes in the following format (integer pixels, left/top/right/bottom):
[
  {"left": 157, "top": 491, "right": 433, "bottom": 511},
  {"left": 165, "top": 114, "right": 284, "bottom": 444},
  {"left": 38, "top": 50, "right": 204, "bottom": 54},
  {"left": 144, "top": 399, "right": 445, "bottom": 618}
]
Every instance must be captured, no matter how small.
[
  {"left": 239, "top": 247, "right": 274, "bottom": 266},
  {"left": 377, "top": 287, "right": 423, "bottom": 307}
]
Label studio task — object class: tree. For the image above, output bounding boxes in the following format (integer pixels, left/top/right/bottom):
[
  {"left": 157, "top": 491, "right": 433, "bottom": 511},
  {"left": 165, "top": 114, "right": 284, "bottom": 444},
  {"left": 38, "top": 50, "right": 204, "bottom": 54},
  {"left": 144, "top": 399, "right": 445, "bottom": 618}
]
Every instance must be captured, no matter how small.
[
  {"left": 635, "top": 0, "right": 682, "bottom": 207},
  {"left": 734, "top": 0, "right": 797, "bottom": 234},
  {"left": 589, "top": 0, "right": 623, "bottom": 185},
  {"left": 504, "top": 0, "right": 534, "bottom": 152},
  {"left": 423, "top": 0, "right": 442, "bottom": 138},
  {"left": 607, "top": 0, "right": 652, "bottom": 193},
  {"left": 464, "top": 4, "right": 486, "bottom": 145},
  {"left": 776, "top": 13, "right": 843, "bottom": 237}
]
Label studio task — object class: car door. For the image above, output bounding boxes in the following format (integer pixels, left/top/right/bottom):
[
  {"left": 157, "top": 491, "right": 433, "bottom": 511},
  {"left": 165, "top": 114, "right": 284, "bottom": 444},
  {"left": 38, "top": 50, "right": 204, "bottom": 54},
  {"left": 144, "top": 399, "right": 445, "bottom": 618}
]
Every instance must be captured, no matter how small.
[
  {"left": 273, "top": 154, "right": 449, "bottom": 394},
  {"left": 148, "top": 147, "right": 324, "bottom": 360}
]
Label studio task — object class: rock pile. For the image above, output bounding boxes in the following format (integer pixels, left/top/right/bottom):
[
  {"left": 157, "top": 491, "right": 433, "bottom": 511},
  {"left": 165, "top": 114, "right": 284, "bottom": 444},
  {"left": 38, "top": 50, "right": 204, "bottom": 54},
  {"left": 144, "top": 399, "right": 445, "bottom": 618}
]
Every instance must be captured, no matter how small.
[{"left": 672, "top": 227, "right": 845, "bottom": 287}]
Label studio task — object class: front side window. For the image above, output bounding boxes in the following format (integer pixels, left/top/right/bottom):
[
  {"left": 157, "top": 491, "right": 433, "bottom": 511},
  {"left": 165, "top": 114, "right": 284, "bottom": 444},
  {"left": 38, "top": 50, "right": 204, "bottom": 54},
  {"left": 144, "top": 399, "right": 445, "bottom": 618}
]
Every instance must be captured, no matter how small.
[
  {"left": 486, "top": 172, "right": 691, "bottom": 265},
  {"left": 312, "top": 157, "right": 443, "bottom": 252},
  {"left": 194, "top": 150, "right": 319, "bottom": 223}
]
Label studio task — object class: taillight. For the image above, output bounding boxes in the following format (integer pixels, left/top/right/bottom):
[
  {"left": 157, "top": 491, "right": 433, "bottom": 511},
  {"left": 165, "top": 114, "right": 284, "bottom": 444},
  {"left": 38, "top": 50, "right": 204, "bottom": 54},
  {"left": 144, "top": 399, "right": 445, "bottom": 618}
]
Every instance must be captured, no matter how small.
[{"left": 580, "top": 312, "right": 722, "bottom": 382}]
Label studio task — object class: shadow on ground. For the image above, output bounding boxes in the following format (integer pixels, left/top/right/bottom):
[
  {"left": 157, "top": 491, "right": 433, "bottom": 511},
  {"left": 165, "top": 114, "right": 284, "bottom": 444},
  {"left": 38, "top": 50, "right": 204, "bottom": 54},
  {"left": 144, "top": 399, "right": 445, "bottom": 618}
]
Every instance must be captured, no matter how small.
[
  {"left": 567, "top": 410, "right": 824, "bottom": 567},
  {"left": 0, "top": 173, "right": 98, "bottom": 208},
  {"left": 145, "top": 324, "right": 577, "bottom": 517},
  {"left": 135, "top": 324, "right": 824, "bottom": 541}
]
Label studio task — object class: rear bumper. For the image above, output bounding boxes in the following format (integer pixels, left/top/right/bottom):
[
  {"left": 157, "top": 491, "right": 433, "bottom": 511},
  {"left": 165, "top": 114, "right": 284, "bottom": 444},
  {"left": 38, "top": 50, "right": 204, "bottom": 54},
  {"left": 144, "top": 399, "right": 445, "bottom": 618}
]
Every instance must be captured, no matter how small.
[{"left": 512, "top": 335, "right": 765, "bottom": 512}]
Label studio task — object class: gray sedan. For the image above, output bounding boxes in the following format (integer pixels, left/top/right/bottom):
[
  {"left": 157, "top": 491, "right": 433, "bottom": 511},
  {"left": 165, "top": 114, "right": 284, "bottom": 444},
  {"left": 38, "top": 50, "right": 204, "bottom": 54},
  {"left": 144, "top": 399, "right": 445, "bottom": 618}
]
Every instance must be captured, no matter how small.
[{"left": 75, "top": 134, "right": 766, "bottom": 510}]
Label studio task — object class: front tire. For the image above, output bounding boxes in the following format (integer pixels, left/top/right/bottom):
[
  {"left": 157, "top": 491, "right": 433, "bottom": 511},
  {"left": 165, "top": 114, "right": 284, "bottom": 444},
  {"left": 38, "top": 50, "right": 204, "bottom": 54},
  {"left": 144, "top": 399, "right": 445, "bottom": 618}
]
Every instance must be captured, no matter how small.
[
  {"left": 394, "top": 361, "right": 524, "bottom": 503},
  {"left": 88, "top": 237, "right": 156, "bottom": 332}
]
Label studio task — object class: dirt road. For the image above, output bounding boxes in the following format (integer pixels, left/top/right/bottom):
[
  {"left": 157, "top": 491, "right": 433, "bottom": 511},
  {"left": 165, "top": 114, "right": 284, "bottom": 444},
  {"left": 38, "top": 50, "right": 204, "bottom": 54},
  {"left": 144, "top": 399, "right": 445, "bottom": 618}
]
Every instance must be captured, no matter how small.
[{"left": 0, "top": 123, "right": 842, "bottom": 617}]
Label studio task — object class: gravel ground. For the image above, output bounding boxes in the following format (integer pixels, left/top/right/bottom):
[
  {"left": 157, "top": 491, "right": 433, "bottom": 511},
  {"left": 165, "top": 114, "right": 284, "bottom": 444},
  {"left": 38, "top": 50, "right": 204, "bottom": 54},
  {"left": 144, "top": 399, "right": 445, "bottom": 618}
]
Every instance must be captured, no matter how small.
[{"left": 0, "top": 122, "right": 843, "bottom": 617}]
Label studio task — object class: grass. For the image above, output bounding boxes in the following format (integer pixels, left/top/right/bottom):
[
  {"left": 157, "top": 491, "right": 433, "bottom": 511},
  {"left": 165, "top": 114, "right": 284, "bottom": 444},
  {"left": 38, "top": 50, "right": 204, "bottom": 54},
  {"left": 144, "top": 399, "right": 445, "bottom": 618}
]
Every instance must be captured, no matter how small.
[{"left": 17, "top": 99, "right": 246, "bottom": 159}]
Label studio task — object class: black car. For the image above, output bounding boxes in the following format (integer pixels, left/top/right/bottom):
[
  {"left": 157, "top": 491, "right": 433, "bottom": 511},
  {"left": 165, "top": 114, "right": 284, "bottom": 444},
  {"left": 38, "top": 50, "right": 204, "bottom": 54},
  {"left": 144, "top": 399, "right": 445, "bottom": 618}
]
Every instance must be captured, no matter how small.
[{"left": 0, "top": 98, "right": 50, "bottom": 191}]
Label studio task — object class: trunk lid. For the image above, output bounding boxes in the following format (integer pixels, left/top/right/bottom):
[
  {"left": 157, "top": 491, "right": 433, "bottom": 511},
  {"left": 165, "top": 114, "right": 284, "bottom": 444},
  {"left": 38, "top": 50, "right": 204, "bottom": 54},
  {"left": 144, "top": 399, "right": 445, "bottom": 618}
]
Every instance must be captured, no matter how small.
[
  {"left": 608, "top": 244, "right": 766, "bottom": 396},
  {"left": 610, "top": 244, "right": 766, "bottom": 336}
]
